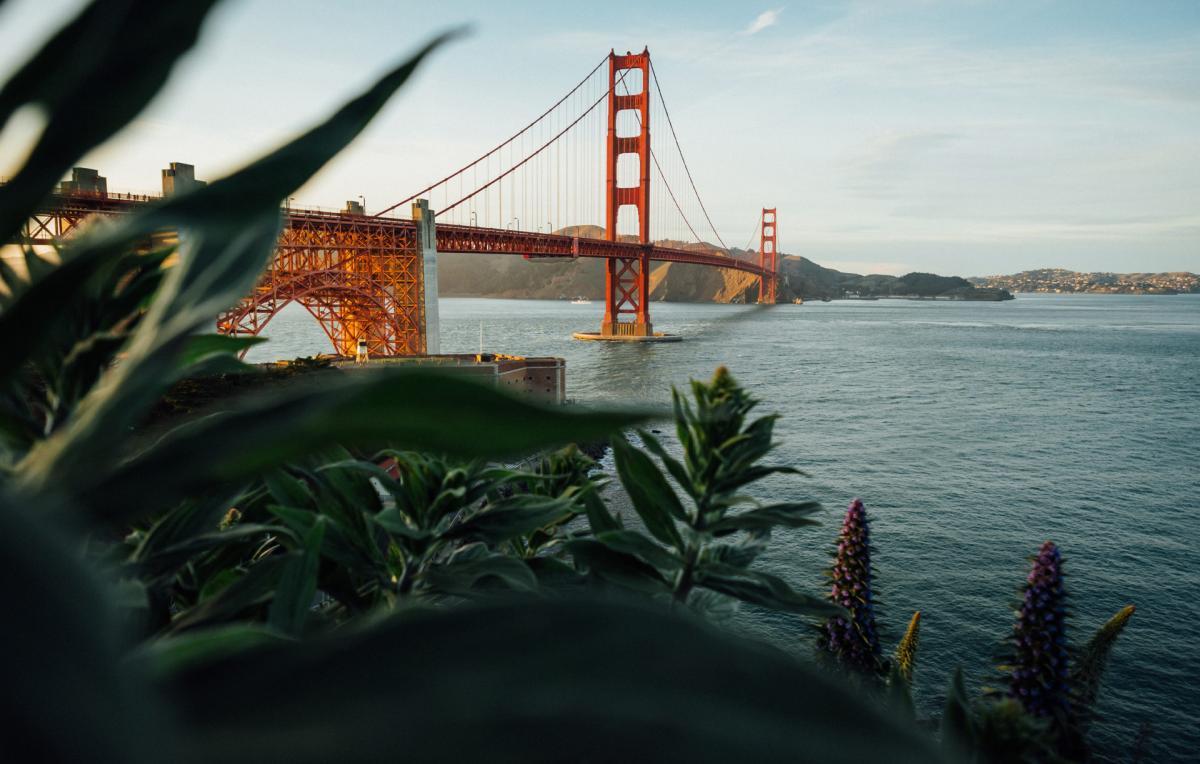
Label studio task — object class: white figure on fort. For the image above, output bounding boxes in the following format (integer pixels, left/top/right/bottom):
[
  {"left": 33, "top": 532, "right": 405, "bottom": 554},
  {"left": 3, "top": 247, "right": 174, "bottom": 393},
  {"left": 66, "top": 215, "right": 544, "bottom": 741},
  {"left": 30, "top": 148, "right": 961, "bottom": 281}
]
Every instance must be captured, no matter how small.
[{"left": 355, "top": 338, "right": 369, "bottom": 364}]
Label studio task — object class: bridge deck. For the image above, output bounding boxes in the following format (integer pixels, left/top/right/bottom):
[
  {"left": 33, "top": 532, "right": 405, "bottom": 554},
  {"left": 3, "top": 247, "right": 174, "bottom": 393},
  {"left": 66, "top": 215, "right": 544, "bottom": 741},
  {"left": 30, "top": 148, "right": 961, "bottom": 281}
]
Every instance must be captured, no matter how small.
[{"left": 23, "top": 192, "right": 766, "bottom": 277}]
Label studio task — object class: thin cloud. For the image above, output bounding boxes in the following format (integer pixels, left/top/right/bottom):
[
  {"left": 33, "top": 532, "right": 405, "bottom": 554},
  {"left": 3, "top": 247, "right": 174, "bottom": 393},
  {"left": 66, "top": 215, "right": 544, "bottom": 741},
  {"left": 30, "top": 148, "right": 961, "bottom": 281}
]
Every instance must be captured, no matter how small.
[{"left": 744, "top": 9, "right": 782, "bottom": 36}]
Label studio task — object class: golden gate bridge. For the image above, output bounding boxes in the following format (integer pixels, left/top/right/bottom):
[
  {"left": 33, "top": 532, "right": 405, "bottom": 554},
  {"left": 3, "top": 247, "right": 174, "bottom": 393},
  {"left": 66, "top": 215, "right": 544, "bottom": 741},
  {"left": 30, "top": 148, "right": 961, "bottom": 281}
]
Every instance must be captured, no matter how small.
[{"left": 18, "top": 48, "right": 781, "bottom": 355}]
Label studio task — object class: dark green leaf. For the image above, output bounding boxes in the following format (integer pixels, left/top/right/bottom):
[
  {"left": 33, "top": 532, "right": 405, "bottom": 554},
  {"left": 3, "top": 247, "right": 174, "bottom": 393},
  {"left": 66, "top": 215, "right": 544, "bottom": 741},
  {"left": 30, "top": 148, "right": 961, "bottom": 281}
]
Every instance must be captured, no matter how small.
[
  {"left": 707, "top": 501, "right": 822, "bottom": 536},
  {"left": 0, "top": 0, "right": 222, "bottom": 243},
  {"left": 564, "top": 539, "right": 668, "bottom": 594},
  {"left": 177, "top": 334, "right": 267, "bottom": 369},
  {"left": 696, "top": 563, "right": 842, "bottom": 618},
  {"left": 80, "top": 371, "right": 650, "bottom": 525},
  {"left": 594, "top": 530, "right": 681, "bottom": 572},
  {"left": 610, "top": 433, "right": 685, "bottom": 548},
  {"left": 424, "top": 554, "right": 538, "bottom": 596},
  {"left": 160, "top": 598, "right": 947, "bottom": 763},
  {"left": 446, "top": 496, "right": 573, "bottom": 545},
  {"left": 138, "top": 624, "right": 292, "bottom": 679},
  {"left": 268, "top": 517, "right": 326, "bottom": 636},
  {"left": 941, "top": 667, "right": 976, "bottom": 758},
  {"left": 169, "top": 555, "right": 290, "bottom": 634}
]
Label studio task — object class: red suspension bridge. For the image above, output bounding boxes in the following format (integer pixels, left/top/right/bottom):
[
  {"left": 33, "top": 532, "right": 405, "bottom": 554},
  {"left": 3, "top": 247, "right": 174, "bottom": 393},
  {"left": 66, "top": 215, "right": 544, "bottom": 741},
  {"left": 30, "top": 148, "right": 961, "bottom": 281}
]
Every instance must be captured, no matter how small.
[{"left": 18, "top": 48, "right": 782, "bottom": 355}]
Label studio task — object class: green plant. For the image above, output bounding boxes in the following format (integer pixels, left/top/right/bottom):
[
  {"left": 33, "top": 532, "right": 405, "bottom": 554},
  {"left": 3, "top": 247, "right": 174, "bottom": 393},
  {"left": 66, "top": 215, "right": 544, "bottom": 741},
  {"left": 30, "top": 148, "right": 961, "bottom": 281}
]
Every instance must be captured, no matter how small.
[
  {"left": 0, "top": 4, "right": 950, "bottom": 761},
  {"left": 566, "top": 366, "right": 837, "bottom": 620},
  {"left": 936, "top": 543, "right": 1136, "bottom": 763}
]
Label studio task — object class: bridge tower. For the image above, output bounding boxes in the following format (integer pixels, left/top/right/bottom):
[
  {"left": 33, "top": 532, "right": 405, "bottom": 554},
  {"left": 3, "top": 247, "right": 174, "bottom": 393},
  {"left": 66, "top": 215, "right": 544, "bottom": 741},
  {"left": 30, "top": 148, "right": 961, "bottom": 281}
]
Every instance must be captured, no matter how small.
[
  {"left": 758, "top": 207, "right": 778, "bottom": 304},
  {"left": 600, "top": 48, "right": 653, "bottom": 338}
]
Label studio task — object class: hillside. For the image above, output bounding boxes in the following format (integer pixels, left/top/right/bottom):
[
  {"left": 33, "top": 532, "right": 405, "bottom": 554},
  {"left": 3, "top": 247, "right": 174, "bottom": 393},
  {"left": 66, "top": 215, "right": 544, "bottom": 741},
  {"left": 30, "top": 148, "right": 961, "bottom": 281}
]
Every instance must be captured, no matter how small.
[
  {"left": 437, "top": 227, "right": 1009, "bottom": 302},
  {"left": 969, "top": 268, "right": 1199, "bottom": 294}
]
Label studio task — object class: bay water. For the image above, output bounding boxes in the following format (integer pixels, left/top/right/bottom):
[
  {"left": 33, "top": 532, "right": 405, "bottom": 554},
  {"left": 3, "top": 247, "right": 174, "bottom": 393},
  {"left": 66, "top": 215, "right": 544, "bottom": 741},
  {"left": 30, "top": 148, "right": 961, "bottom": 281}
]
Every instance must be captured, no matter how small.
[{"left": 247, "top": 293, "right": 1200, "bottom": 761}]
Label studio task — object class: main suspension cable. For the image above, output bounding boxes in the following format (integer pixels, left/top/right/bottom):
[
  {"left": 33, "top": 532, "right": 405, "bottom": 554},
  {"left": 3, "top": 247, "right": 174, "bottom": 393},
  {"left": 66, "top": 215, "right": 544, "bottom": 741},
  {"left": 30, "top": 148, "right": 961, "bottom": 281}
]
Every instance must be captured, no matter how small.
[
  {"left": 376, "top": 55, "right": 608, "bottom": 218},
  {"left": 649, "top": 60, "right": 729, "bottom": 251}
]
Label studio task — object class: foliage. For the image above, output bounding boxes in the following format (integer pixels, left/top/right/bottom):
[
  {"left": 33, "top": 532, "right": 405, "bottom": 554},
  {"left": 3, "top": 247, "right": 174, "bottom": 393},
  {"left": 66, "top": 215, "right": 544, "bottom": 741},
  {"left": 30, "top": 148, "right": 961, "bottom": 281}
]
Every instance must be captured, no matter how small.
[
  {"left": 565, "top": 366, "right": 838, "bottom": 620},
  {"left": 0, "top": 1, "right": 1139, "bottom": 762},
  {"left": 0, "top": 3, "right": 949, "bottom": 761}
]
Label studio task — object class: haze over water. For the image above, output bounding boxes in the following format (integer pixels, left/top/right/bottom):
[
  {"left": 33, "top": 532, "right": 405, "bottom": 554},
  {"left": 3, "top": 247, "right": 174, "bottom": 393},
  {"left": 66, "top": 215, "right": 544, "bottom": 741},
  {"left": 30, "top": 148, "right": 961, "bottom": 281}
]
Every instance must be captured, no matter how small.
[{"left": 250, "top": 293, "right": 1200, "bottom": 761}]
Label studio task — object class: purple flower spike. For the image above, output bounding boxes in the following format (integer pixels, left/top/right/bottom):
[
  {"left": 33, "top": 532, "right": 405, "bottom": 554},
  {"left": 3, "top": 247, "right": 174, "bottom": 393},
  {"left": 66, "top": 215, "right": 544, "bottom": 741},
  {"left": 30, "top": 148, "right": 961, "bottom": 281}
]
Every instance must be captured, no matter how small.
[
  {"left": 819, "top": 498, "right": 882, "bottom": 674},
  {"left": 1006, "top": 540, "right": 1071, "bottom": 720}
]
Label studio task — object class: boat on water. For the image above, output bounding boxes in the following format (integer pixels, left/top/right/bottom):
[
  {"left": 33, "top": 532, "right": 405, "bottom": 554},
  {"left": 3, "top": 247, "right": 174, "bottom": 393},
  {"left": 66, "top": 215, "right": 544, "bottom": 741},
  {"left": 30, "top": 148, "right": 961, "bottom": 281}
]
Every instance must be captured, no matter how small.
[{"left": 570, "top": 296, "right": 591, "bottom": 304}]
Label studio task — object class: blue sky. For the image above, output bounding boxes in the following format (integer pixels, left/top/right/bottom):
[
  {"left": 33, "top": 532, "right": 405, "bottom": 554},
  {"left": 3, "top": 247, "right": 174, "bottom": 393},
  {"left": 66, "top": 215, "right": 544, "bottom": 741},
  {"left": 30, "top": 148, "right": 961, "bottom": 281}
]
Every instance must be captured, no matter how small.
[{"left": 1, "top": 0, "right": 1197, "bottom": 276}]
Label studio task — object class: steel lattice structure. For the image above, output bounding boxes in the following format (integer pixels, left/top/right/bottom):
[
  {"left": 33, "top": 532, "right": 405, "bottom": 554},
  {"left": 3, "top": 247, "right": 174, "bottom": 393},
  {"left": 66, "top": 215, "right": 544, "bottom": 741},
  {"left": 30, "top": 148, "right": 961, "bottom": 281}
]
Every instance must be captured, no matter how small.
[
  {"left": 217, "top": 209, "right": 426, "bottom": 356},
  {"left": 12, "top": 48, "right": 781, "bottom": 354}
]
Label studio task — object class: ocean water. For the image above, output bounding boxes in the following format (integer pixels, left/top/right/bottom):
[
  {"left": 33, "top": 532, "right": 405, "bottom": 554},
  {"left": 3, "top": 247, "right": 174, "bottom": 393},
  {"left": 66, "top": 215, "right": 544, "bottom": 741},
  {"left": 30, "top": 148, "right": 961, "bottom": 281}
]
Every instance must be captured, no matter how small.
[{"left": 247, "top": 293, "right": 1200, "bottom": 761}]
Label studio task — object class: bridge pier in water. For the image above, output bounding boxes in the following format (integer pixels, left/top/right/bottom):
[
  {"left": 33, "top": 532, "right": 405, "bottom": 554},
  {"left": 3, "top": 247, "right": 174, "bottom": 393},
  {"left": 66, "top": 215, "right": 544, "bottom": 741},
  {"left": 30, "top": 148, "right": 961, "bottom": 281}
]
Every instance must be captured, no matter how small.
[{"left": 574, "top": 48, "right": 679, "bottom": 343}]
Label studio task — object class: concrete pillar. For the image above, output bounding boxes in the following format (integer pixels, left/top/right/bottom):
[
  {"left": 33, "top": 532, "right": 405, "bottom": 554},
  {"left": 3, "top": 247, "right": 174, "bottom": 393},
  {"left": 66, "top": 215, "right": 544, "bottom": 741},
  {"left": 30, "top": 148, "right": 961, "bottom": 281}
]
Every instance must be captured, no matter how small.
[{"left": 413, "top": 198, "right": 440, "bottom": 355}]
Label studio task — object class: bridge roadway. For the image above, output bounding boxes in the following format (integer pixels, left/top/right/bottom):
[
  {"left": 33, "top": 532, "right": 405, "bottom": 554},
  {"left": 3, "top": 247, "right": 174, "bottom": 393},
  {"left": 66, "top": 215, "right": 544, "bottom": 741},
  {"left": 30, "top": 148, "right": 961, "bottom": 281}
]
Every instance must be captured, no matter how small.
[{"left": 23, "top": 192, "right": 766, "bottom": 277}]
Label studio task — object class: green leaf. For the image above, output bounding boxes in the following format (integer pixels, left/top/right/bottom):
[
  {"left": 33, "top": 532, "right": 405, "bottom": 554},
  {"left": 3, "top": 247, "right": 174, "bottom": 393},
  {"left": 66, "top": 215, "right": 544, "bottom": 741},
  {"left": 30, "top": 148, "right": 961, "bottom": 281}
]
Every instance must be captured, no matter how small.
[
  {"left": 446, "top": 496, "right": 574, "bottom": 546},
  {"left": 268, "top": 517, "right": 326, "bottom": 636},
  {"left": 159, "top": 598, "right": 947, "bottom": 763},
  {"left": 695, "top": 563, "right": 842, "bottom": 618},
  {"left": 80, "top": 371, "right": 651, "bottom": 526},
  {"left": 138, "top": 624, "right": 292, "bottom": 680},
  {"left": 610, "top": 433, "right": 685, "bottom": 548},
  {"left": 0, "top": 493, "right": 166, "bottom": 763},
  {"left": 177, "top": 334, "right": 267, "bottom": 369},
  {"left": 707, "top": 501, "right": 822, "bottom": 536},
  {"left": 372, "top": 508, "right": 431, "bottom": 541},
  {"left": 424, "top": 554, "right": 538, "bottom": 596},
  {"left": 564, "top": 539, "right": 669, "bottom": 594},
  {"left": 594, "top": 530, "right": 682, "bottom": 572},
  {"left": 139, "top": 524, "right": 289, "bottom": 579},
  {"left": 0, "top": 0, "right": 222, "bottom": 243},
  {"left": 941, "top": 667, "right": 976, "bottom": 758},
  {"left": 638, "top": 429, "right": 695, "bottom": 499},
  {"left": 263, "top": 468, "right": 314, "bottom": 508},
  {"left": 13, "top": 33, "right": 461, "bottom": 510},
  {"left": 169, "top": 555, "right": 291, "bottom": 634}
]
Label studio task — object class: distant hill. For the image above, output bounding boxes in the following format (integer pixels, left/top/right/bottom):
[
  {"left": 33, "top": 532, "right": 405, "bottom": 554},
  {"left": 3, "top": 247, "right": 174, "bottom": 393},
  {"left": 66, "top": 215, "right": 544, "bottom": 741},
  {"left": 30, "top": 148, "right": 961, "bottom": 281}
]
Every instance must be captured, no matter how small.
[
  {"left": 969, "top": 268, "right": 1199, "bottom": 294},
  {"left": 437, "top": 227, "right": 1011, "bottom": 302}
]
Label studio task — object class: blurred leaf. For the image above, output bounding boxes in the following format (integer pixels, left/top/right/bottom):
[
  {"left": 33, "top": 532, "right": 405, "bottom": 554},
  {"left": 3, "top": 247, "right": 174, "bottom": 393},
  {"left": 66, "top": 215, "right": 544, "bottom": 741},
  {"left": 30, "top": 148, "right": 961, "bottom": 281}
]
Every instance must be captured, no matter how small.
[
  {"left": 696, "top": 562, "right": 842, "bottom": 618},
  {"left": 707, "top": 501, "right": 822, "bottom": 536},
  {"left": 0, "top": 0, "right": 221, "bottom": 243},
  {"left": 888, "top": 661, "right": 916, "bottom": 722},
  {"left": 137, "top": 624, "right": 292, "bottom": 679},
  {"left": 82, "top": 371, "right": 651, "bottom": 526},
  {"left": 160, "top": 598, "right": 947, "bottom": 764},
  {"left": 610, "top": 433, "right": 684, "bottom": 548},
  {"left": 14, "top": 33, "right": 460, "bottom": 508},
  {"left": 177, "top": 334, "right": 266, "bottom": 370},
  {"left": 267, "top": 517, "right": 326, "bottom": 636},
  {"left": 941, "top": 668, "right": 975, "bottom": 759},
  {"left": 0, "top": 492, "right": 167, "bottom": 763}
]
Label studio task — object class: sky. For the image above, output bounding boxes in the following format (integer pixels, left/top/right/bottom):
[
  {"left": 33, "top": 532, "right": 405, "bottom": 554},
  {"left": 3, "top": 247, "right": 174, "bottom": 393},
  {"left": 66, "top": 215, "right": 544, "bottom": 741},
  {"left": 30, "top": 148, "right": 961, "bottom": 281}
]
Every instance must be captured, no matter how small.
[{"left": 0, "top": 0, "right": 1197, "bottom": 277}]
